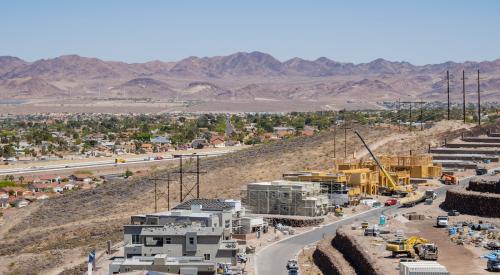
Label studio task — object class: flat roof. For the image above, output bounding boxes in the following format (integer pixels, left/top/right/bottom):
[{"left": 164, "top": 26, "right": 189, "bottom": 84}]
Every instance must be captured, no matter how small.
[{"left": 247, "top": 180, "right": 317, "bottom": 186}]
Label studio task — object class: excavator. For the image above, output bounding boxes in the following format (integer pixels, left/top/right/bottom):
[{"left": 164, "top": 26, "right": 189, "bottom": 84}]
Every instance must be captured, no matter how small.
[
  {"left": 386, "top": 236, "right": 439, "bottom": 260},
  {"left": 354, "top": 131, "right": 414, "bottom": 197},
  {"left": 440, "top": 173, "right": 458, "bottom": 185}
]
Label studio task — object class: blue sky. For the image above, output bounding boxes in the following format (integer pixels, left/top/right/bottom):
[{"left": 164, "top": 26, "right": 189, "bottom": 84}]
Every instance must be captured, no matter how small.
[{"left": 1, "top": 0, "right": 499, "bottom": 64}]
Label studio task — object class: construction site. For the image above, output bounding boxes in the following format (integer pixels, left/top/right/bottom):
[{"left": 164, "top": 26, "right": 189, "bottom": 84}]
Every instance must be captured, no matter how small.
[
  {"left": 309, "top": 128, "right": 500, "bottom": 275},
  {"left": 1, "top": 117, "right": 499, "bottom": 275}
]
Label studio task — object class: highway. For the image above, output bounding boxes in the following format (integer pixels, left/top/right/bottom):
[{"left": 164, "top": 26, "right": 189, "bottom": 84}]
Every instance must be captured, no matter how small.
[
  {"left": 0, "top": 150, "right": 236, "bottom": 176},
  {"left": 255, "top": 176, "right": 477, "bottom": 275}
]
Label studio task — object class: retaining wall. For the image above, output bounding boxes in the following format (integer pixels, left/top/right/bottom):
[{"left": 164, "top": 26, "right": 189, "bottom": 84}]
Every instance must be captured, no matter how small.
[
  {"left": 467, "top": 177, "right": 500, "bottom": 194},
  {"left": 331, "top": 226, "right": 384, "bottom": 275},
  {"left": 312, "top": 237, "right": 357, "bottom": 275},
  {"left": 442, "top": 189, "right": 500, "bottom": 217}
]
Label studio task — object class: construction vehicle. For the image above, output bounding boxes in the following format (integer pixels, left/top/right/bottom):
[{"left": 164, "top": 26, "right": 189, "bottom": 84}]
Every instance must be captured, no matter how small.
[
  {"left": 440, "top": 173, "right": 458, "bottom": 185},
  {"left": 115, "top": 158, "right": 126, "bottom": 163},
  {"left": 400, "top": 191, "right": 425, "bottom": 207},
  {"left": 354, "top": 131, "right": 413, "bottom": 197},
  {"left": 386, "top": 236, "right": 438, "bottom": 260},
  {"left": 333, "top": 205, "right": 344, "bottom": 217}
]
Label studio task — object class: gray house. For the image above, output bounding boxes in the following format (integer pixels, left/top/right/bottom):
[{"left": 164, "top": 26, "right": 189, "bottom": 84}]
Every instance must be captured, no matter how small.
[{"left": 113, "top": 202, "right": 239, "bottom": 274}]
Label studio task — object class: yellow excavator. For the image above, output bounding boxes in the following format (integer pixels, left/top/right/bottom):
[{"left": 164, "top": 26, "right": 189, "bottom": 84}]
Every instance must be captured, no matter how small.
[
  {"left": 354, "top": 131, "right": 414, "bottom": 197},
  {"left": 386, "top": 236, "right": 438, "bottom": 260}
]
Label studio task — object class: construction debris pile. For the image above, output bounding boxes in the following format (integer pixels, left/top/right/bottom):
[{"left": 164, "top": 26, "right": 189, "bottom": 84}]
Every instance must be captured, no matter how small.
[
  {"left": 447, "top": 221, "right": 499, "bottom": 248},
  {"left": 265, "top": 215, "right": 324, "bottom": 227}
]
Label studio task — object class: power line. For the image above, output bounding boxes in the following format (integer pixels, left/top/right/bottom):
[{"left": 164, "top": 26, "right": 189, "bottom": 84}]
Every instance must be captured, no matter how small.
[
  {"left": 172, "top": 154, "right": 207, "bottom": 202},
  {"left": 462, "top": 70, "right": 467, "bottom": 124},
  {"left": 447, "top": 70, "right": 450, "bottom": 120}
]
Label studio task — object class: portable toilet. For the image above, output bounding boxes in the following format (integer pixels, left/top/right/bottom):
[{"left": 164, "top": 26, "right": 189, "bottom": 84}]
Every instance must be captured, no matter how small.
[{"left": 379, "top": 214, "right": 386, "bottom": 226}]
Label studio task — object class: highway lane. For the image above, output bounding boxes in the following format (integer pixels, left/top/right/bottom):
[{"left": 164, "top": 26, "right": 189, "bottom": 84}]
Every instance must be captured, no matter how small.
[
  {"left": 0, "top": 150, "right": 236, "bottom": 176},
  {"left": 255, "top": 176, "right": 479, "bottom": 275}
]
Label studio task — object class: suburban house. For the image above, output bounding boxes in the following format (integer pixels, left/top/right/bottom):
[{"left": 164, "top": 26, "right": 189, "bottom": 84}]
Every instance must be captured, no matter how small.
[
  {"left": 210, "top": 136, "right": 225, "bottom": 148},
  {"left": 141, "top": 143, "right": 154, "bottom": 153},
  {"left": 0, "top": 198, "right": 9, "bottom": 209},
  {"left": 112, "top": 200, "right": 240, "bottom": 274},
  {"left": 150, "top": 136, "right": 171, "bottom": 145},
  {"left": 191, "top": 138, "right": 208, "bottom": 149}
]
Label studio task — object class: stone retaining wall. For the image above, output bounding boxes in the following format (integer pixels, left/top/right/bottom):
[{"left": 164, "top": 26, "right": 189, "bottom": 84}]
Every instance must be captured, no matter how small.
[
  {"left": 312, "top": 237, "right": 357, "bottom": 275},
  {"left": 442, "top": 189, "right": 500, "bottom": 217},
  {"left": 467, "top": 177, "right": 500, "bottom": 194},
  {"left": 331, "top": 226, "right": 384, "bottom": 275}
]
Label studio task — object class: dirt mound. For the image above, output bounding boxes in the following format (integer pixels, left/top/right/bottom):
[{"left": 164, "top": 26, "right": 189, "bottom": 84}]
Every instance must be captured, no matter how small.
[
  {"left": 313, "top": 236, "right": 357, "bottom": 275},
  {"left": 442, "top": 188, "right": 500, "bottom": 217}
]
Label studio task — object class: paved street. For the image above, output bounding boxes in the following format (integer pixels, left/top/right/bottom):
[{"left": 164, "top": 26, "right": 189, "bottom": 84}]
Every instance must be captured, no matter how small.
[{"left": 255, "top": 176, "right": 476, "bottom": 275}]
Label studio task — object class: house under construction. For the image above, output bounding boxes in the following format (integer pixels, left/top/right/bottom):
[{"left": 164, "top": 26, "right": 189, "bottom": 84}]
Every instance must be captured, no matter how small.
[
  {"left": 242, "top": 180, "right": 329, "bottom": 217},
  {"left": 283, "top": 171, "right": 350, "bottom": 206}
]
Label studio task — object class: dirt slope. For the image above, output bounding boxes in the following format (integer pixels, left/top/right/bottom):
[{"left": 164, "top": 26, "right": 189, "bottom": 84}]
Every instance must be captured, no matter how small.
[{"left": 0, "top": 126, "right": 391, "bottom": 274}]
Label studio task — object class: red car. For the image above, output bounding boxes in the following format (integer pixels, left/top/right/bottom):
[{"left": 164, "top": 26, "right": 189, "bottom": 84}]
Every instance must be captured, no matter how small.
[
  {"left": 385, "top": 199, "right": 397, "bottom": 206},
  {"left": 154, "top": 156, "right": 164, "bottom": 160}
]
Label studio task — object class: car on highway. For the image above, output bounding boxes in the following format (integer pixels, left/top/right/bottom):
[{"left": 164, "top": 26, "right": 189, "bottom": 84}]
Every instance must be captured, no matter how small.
[
  {"left": 154, "top": 156, "right": 164, "bottom": 160},
  {"left": 385, "top": 198, "right": 397, "bottom": 206}
]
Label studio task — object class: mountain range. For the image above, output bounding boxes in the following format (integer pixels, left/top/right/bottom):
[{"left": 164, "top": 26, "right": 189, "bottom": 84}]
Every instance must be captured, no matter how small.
[{"left": 0, "top": 51, "right": 499, "bottom": 105}]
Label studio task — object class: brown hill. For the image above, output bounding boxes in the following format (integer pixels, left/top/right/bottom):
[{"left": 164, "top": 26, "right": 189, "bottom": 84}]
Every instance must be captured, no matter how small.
[{"left": 1, "top": 53, "right": 499, "bottom": 104}]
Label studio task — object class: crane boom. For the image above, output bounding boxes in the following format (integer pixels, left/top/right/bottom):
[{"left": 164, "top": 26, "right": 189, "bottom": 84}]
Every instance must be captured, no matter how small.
[{"left": 353, "top": 130, "right": 399, "bottom": 190}]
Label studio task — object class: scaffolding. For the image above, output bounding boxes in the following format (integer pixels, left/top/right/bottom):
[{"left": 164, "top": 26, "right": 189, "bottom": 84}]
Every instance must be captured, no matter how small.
[{"left": 242, "top": 180, "right": 329, "bottom": 217}]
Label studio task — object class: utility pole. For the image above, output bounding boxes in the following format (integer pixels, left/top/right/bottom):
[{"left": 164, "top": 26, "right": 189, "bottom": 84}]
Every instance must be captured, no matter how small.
[
  {"left": 174, "top": 154, "right": 207, "bottom": 202},
  {"left": 167, "top": 173, "right": 171, "bottom": 210},
  {"left": 148, "top": 177, "right": 161, "bottom": 213},
  {"left": 341, "top": 125, "right": 351, "bottom": 159},
  {"left": 333, "top": 126, "right": 336, "bottom": 158},
  {"left": 401, "top": 101, "right": 425, "bottom": 131},
  {"left": 462, "top": 70, "right": 466, "bottom": 123},
  {"left": 420, "top": 101, "right": 424, "bottom": 131},
  {"left": 196, "top": 155, "right": 200, "bottom": 198},
  {"left": 397, "top": 98, "right": 401, "bottom": 132},
  {"left": 409, "top": 103, "right": 412, "bottom": 130},
  {"left": 447, "top": 70, "right": 450, "bottom": 120},
  {"left": 477, "top": 70, "right": 481, "bottom": 126},
  {"left": 344, "top": 127, "right": 347, "bottom": 158},
  {"left": 179, "top": 155, "right": 183, "bottom": 202}
]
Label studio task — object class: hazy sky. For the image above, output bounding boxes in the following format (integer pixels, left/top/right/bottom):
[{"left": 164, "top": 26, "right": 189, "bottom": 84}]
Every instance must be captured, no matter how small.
[{"left": 1, "top": 0, "right": 499, "bottom": 64}]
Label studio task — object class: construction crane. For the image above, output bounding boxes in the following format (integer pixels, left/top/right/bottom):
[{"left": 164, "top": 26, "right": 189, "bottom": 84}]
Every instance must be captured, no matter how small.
[
  {"left": 353, "top": 130, "right": 412, "bottom": 196},
  {"left": 386, "top": 236, "right": 438, "bottom": 260}
]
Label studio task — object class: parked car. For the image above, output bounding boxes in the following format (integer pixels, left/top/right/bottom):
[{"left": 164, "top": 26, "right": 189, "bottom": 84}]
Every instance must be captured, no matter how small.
[
  {"left": 487, "top": 258, "right": 500, "bottom": 272},
  {"left": 448, "top": 210, "right": 460, "bottom": 216},
  {"left": 436, "top": 216, "right": 449, "bottom": 227},
  {"left": 385, "top": 198, "right": 397, "bottom": 206}
]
